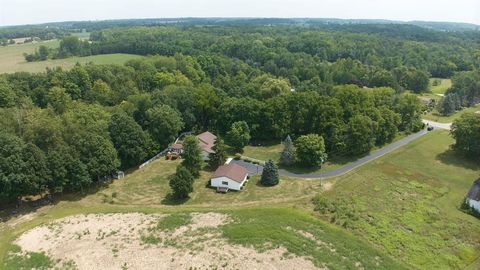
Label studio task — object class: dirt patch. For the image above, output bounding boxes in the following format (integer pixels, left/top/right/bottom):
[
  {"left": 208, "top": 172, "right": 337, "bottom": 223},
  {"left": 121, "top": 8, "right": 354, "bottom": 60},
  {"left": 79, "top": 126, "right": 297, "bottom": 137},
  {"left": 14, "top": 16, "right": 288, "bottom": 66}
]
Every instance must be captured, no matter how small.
[
  {"left": 15, "top": 213, "right": 319, "bottom": 270},
  {"left": 322, "top": 182, "right": 334, "bottom": 191}
]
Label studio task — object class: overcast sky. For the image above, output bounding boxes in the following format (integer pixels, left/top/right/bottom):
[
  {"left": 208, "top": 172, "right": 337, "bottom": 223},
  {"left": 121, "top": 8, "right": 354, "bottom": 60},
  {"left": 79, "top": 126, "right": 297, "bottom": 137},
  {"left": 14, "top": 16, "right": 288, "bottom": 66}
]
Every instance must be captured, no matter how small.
[{"left": 0, "top": 0, "right": 479, "bottom": 26}]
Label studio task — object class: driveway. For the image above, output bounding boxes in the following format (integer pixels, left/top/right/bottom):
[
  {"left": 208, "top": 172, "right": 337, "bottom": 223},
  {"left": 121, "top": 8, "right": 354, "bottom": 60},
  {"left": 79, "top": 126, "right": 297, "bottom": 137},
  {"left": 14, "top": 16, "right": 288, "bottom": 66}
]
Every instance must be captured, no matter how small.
[
  {"left": 422, "top": 119, "right": 452, "bottom": 130},
  {"left": 230, "top": 128, "right": 429, "bottom": 179}
]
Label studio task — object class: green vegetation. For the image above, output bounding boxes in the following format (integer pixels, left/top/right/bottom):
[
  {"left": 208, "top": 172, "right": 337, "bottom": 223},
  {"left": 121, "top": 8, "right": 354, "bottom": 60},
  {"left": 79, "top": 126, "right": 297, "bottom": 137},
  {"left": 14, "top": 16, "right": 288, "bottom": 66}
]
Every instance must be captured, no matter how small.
[
  {"left": 1, "top": 131, "right": 479, "bottom": 269},
  {"left": 451, "top": 113, "right": 480, "bottom": 162},
  {"left": 156, "top": 214, "right": 192, "bottom": 231},
  {"left": 429, "top": 78, "right": 452, "bottom": 95},
  {"left": 294, "top": 134, "right": 328, "bottom": 167},
  {"left": 0, "top": 41, "right": 142, "bottom": 73},
  {"left": 260, "top": 160, "right": 279, "bottom": 186},
  {"left": 222, "top": 208, "right": 407, "bottom": 269},
  {"left": 423, "top": 103, "right": 480, "bottom": 123},
  {"left": 316, "top": 130, "right": 480, "bottom": 269},
  {"left": 0, "top": 19, "right": 479, "bottom": 269},
  {"left": 4, "top": 246, "right": 53, "bottom": 270}
]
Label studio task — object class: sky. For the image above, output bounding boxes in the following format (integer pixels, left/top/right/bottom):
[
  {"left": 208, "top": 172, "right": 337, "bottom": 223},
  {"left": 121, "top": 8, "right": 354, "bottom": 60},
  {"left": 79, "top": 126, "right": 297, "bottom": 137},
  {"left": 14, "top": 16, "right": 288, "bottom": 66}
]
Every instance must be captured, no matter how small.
[{"left": 0, "top": 0, "right": 479, "bottom": 26}]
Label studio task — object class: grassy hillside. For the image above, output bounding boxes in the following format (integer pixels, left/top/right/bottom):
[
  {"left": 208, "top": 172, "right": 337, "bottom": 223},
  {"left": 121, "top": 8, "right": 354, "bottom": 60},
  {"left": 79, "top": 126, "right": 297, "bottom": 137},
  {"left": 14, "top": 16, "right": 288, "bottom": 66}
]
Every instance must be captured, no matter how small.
[
  {"left": 1, "top": 130, "right": 479, "bottom": 269},
  {"left": 319, "top": 130, "right": 480, "bottom": 269},
  {"left": 0, "top": 41, "right": 143, "bottom": 73}
]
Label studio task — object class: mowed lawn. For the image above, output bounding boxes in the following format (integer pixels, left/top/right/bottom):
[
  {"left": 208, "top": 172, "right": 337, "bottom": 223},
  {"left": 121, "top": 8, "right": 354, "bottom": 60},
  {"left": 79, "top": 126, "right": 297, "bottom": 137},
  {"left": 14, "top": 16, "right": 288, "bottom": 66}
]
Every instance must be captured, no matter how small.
[
  {"left": 0, "top": 41, "right": 143, "bottom": 73},
  {"left": 429, "top": 78, "right": 452, "bottom": 95},
  {"left": 322, "top": 130, "right": 480, "bottom": 269}
]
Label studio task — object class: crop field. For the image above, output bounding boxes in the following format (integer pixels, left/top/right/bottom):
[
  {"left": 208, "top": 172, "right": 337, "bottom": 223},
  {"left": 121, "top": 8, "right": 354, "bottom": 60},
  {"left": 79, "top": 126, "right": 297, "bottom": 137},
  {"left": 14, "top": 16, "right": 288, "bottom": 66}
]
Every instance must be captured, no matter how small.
[
  {"left": 0, "top": 41, "right": 143, "bottom": 73},
  {"left": 1, "top": 130, "right": 479, "bottom": 269}
]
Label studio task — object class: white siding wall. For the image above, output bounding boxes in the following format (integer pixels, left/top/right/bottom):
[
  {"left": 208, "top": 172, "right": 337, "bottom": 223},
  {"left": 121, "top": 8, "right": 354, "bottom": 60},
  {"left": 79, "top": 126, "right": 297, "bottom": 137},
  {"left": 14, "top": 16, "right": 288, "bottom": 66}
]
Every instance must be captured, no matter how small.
[
  {"left": 467, "top": 199, "right": 480, "bottom": 213},
  {"left": 201, "top": 151, "right": 210, "bottom": 161},
  {"left": 211, "top": 176, "right": 246, "bottom": 191}
]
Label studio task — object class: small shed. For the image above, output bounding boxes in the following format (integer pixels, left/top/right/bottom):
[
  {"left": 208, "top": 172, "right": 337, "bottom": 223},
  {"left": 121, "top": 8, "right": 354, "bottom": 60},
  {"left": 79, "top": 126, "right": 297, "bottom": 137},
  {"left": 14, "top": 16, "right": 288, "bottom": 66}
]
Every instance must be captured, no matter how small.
[
  {"left": 466, "top": 179, "right": 480, "bottom": 213},
  {"left": 211, "top": 163, "right": 249, "bottom": 192}
]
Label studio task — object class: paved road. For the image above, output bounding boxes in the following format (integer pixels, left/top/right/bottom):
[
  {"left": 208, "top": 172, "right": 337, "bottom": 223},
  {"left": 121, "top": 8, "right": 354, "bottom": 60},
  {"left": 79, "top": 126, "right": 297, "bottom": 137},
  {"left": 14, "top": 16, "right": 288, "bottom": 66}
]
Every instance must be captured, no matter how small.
[
  {"left": 230, "top": 128, "right": 429, "bottom": 179},
  {"left": 422, "top": 119, "right": 452, "bottom": 130}
]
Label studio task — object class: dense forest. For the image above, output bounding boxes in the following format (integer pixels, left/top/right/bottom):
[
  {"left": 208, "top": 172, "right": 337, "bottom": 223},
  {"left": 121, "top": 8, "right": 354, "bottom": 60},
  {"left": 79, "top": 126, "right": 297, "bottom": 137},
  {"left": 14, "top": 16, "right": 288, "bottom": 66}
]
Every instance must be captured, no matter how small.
[{"left": 1, "top": 20, "right": 479, "bottom": 204}]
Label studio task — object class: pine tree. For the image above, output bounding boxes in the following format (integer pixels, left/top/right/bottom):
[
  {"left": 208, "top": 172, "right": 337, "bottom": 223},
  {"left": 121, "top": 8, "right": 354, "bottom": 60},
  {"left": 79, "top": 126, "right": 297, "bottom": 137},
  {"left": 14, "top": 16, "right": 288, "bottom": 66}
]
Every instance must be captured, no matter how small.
[
  {"left": 208, "top": 137, "right": 227, "bottom": 170},
  {"left": 181, "top": 135, "right": 202, "bottom": 178},
  {"left": 260, "top": 159, "right": 279, "bottom": 186},
  {"left": 169, "top": 165, "right": 194, "bottom": 199},
  {"left": 279, "top": 135, "right": 296, "bottom": 166}
]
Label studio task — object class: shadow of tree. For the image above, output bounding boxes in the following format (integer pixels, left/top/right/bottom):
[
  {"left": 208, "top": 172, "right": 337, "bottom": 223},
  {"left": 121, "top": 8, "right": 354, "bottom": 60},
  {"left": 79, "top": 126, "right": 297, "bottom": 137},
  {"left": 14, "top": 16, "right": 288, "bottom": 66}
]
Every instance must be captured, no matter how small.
[
  {"left": 161, "top": 193, "right": 189, "bottom": 205},
  {"left": 436, "top": 149, "right": 480, "bottom": 171}
]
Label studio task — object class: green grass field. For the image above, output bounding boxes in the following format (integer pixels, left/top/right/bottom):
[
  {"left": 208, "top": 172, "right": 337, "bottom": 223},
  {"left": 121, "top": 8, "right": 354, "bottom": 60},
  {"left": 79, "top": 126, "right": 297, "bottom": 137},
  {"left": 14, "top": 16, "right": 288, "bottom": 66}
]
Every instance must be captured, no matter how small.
[
  {"left": 319, "top": 130, "right": 480, "bottom": 269},
  {"left": 429, "top": 78, "right": 452, "bottom": 95},
  {"left": 1, "top": 130, "right": 479, "bottom": 269},
  {"left": 423, "top": 104, "right": 480, "bottom": 123},
  {"left": 0, "top": 40, "right": 143, "bottom": 74}
]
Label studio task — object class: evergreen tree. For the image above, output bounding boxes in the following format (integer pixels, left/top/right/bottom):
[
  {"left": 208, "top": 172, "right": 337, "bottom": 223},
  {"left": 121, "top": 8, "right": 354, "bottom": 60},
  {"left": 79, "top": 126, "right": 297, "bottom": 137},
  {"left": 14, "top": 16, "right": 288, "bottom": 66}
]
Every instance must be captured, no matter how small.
[
  {"left": 279, "top": 135, "right": 296, "bottom": 166},
  {"left": 181, "top": 135, "right": 202, "bottom": 177},
  {"left": 169, "top": 165, "right": 194, "bottom": 199},
  {"left": 208, "top": 136, "right": 227, "bottom": 170},
  {"left": 261, "top": 159, "right": 280, "bottom": 186}
]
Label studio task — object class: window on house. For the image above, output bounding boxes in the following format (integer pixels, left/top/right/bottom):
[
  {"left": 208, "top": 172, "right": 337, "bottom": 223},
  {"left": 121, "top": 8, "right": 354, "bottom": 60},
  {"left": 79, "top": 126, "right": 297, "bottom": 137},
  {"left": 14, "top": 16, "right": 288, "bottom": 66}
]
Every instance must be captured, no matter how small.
[{"left": 222, "top": 181, "right": 229, "bottom": 185}]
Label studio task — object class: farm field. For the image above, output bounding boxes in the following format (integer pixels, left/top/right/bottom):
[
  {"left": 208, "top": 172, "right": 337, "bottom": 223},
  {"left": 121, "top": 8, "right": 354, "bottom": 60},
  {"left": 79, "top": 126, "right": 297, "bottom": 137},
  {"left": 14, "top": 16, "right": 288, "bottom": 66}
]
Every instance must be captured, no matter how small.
[
  {"left": 1, "top": 130, "right": 479, "bottom": 269},
  {"left": 0, "top": 41, "right": 143, "bottom": 73}
]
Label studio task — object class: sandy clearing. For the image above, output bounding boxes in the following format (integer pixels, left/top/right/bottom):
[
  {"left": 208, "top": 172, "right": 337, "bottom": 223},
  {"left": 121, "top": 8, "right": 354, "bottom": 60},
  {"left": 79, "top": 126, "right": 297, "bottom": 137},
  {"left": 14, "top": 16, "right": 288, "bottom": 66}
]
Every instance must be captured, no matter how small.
[{"left": 15, "top": 212, "right": 320, "bottom": 270}]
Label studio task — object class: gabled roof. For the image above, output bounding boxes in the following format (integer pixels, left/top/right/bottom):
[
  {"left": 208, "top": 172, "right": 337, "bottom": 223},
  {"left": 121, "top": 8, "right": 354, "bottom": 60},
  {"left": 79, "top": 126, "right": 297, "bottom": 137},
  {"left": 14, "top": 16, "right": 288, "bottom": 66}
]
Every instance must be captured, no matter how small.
[
  {"left": 211, "top": 163, "right": 248, "bottom": 183},
  {"left": 467, "top": 179, "right": 480, "bottom": 201},
  {"left": 196, "top": 131, "right": 216, "bottom": 154}
]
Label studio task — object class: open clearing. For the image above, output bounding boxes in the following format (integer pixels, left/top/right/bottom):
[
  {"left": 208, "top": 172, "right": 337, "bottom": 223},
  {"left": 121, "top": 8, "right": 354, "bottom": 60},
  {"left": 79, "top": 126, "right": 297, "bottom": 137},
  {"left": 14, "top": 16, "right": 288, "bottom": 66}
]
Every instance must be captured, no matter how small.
[
  {"left": 1, "top": 130, "right": 479, "bottom": 269},
  {"left": 423, "top": 103, "right": 480, "bottom": 123},
  {"left": 4, "top": 210, "right": 405, "bottom": 269},
  {"left": 320, "top": 130, "right": 480, "bottom": 269},
  {"left": 13, "top": 212, "right": 318, "bottom": 270},
  {"left": 0, "top": 41, "right": 143, "bottom": 73},
  {"left": 429, "top": 78, "right": 452, "bottom": 95}
]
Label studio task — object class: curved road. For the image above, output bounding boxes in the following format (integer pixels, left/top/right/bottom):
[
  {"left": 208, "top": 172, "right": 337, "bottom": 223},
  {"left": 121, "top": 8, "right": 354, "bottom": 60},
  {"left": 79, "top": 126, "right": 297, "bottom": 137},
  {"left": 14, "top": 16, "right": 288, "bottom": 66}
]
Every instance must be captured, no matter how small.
[{"left": 230, "top": 128, "right": 430, "bottom": 179}]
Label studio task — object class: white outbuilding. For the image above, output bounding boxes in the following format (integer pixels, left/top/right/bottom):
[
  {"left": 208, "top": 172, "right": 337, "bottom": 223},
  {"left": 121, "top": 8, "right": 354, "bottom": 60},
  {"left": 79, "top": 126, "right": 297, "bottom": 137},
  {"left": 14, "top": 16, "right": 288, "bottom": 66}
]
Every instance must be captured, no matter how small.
[
  {"left": 466, "top": 179, "right": 480, "bottom": 213},
  {"left": 210, "top": 163, "right": 249, "bottom": 192}
]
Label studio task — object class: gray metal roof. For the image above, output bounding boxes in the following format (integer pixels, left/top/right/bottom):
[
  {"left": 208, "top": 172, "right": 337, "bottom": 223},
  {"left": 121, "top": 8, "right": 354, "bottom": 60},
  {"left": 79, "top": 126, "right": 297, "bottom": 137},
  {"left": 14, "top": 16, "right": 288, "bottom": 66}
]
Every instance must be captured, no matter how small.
[{"left": 467, "top": 179, "right": 480, "bottom": 201}]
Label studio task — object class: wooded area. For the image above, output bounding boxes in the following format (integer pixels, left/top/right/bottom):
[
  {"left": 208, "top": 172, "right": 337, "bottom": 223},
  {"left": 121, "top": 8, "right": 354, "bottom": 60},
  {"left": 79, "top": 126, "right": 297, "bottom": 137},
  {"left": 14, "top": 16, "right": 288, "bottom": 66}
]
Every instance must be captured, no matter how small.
[{"left": 1, "top": 21, "right": 479, "bottom": 204}]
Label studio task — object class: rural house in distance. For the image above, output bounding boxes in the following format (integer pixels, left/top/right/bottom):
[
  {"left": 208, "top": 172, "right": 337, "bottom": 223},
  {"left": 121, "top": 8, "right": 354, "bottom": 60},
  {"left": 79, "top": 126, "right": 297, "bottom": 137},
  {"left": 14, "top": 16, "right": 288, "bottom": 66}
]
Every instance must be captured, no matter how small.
[{"left": 168, "top": 131, "right": 217, "bottom": 160}]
